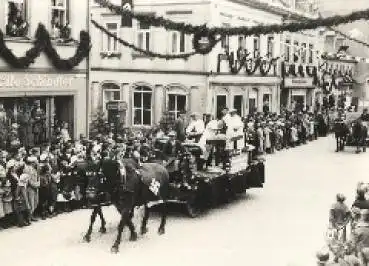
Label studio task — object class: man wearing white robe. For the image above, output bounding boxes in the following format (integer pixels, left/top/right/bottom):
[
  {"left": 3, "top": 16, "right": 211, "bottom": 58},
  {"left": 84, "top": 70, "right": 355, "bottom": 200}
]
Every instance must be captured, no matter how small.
[
  {"left": 225, "top": 109, "right": 245, "bottom": 151},
  {"left": 186, "top": 113, "right": 205, "bottom": 142},
  {"left": 198, "top": 117, "right": 219, "bottom": 160}
]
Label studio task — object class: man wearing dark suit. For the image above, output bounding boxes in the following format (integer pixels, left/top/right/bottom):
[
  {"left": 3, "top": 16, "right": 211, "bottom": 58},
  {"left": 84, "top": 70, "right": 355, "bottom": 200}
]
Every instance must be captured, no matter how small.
[
  {"left": 163, "top": 132, "right": 182, "bottom": 161},
  {"left": 174, "top": 112, "right": 186, "bottom": 142}
]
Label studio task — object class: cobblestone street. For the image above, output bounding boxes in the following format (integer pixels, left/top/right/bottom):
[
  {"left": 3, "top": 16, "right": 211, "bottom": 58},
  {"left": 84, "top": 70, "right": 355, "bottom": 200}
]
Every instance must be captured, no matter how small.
[{"left": 0, "top": 136, "right": 367, "bottom": 266}]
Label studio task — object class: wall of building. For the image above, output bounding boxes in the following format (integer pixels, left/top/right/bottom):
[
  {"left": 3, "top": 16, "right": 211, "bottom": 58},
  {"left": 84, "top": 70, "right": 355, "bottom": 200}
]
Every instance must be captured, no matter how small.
[{"left": 0, "top": 0, "right": 89, "bottom": 138}]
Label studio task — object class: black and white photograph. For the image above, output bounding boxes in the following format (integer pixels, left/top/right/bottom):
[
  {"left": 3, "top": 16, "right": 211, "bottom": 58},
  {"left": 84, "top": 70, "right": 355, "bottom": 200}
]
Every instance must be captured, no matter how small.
[{"left": 1, "top": 0, "right": 369, "bottom": 265}]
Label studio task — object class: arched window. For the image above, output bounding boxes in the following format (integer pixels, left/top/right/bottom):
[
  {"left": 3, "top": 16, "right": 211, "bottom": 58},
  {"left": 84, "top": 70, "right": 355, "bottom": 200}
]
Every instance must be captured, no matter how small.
[{"left": 133, "top": 86, "right": 152, "bottom": 125}]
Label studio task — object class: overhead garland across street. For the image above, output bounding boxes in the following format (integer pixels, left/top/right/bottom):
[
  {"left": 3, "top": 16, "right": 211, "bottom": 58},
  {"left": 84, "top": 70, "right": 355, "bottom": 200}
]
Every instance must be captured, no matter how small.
[
  {"left": 96, "top": 0, "right": 369, "bottom": 36},
  {"left": 0, "top": 24, "right": 90, "bottom": 70}
]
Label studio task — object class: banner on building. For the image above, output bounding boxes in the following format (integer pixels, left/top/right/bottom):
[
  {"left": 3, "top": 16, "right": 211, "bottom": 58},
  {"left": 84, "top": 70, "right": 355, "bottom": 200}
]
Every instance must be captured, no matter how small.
[{"left": 121, "top": 0, "right": 133, "bottom": 27}]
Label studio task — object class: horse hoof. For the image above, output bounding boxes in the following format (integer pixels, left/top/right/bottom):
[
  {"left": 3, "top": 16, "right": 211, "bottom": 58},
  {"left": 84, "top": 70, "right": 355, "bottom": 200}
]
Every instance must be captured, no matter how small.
[
  {"left": 99, "top": 227, "right": 107, "bottom": 234},
  {"left": 140, "top": 227, "right": 148, "bottom": 235},
  {"left": 111, "top": 246, "right": 119, "bottom": 254},
  {"left": 158, "top": 227, "right": 165, "bottom": 235},
  {"left": 83, "top": 235, "right": 91, "bottom": 243},
  {"left": 129, "top": 232, "right": 138, "bottom": 242}
]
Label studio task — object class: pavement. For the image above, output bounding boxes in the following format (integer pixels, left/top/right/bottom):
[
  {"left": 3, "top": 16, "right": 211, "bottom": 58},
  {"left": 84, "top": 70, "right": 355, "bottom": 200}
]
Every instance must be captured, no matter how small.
[{"left": 0, "top": 135, "right": 368, "bottom": 266}]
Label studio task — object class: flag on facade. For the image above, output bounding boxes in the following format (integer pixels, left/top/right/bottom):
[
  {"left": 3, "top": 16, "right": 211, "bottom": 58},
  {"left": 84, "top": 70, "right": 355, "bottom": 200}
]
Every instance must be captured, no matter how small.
[{"left": 121, "top": 0, "right": 133, "bottom": 27}]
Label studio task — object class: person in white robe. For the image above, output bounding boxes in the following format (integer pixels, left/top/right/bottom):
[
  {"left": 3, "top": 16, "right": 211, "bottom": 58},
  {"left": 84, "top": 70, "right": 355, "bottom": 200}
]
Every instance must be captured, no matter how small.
[
  {"left": 198, "top": 116, "right": 219, "bottom": 160},
  {"left": 225, "top": 109, "right": 245, "bottom": 151},
  {"left": 186, "top": 113, "right": 205, "bottom": 142}
]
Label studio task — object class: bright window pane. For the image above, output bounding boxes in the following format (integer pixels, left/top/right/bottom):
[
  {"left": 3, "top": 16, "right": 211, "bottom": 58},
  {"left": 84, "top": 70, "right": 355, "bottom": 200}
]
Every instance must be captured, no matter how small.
[
  {"left": 172, "top": 32, "right": 177, "bottom": 53},
  {"left": 138, "top": 33, "right": 143, "bottom": 49}
]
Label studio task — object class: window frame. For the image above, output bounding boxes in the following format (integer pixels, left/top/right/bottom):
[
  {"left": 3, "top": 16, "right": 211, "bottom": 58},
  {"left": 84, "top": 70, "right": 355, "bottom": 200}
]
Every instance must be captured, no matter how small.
[
  {"left": 102, "top": 83, "right": 122, "bottom": 114},
  {"left": 50, "top": 0, "right": 69, "bottom": 32},
  {"left": 267, "top": 36, "right": 274, "bottom": 58},
  {"left": 137, "top": 21, "right": 151, "bottom": 52},
  {"left": 301, "top": 43, "right": 307, "bottom": 64},
  {"left": 101, "top": 22, "right": 119, "bottom": 52},
  {"left": 167, "top": 93, "right": 187, "bottom": 119},
  {"left": 5, "top": 0, "right": 28, "bottom": 38},
  {"left": 133, "top": 86, "right": 153, "bottom": 126},
  {"left": 171, "top": 31, "right": 186, "bottom": 54},
  {"left": 221, "top": 23, "right": 230, "bottom": 50},
  {"left": 285, "top": 39, "right": 291, "bottom": 62}
]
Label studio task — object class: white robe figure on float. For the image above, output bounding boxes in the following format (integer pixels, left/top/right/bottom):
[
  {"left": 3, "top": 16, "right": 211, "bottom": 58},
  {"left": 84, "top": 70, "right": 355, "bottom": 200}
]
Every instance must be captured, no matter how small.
[
  {"left": 186, "top": 113, "right": 205, "bottom": 142},
  {"left": 225, "top": 109, "right": 245, "bottom": 151},
  {"left": 198, "top": 116, "right": 219, "bottom": 160}
]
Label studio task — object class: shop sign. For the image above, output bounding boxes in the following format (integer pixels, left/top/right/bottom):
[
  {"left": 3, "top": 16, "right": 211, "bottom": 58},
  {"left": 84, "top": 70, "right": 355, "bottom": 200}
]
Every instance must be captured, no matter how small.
[
  {"left": 284, "top": 77, "right": 314, "bottom": 88},
  {"left": 106, "top": 101, "right": 128, "bottom": 111},
  {"left": 0, "top": 74, "right": 73, "bottom": 88}
]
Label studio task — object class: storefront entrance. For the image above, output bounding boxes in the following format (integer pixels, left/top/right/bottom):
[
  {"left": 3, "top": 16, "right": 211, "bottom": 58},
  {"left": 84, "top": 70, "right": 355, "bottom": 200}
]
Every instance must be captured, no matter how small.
[{"left": 0, "top": 95, "right": 74, "bottom": 146}]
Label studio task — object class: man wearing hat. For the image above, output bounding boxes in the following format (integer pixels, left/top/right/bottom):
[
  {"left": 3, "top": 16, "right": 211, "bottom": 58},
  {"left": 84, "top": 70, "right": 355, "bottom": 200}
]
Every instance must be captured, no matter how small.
[
  {"left": 163, "top": 131, "right": 182, "bottom": 167},
  {"left": 186, "top": 112, "right": 205, "bottom": 143},
  {"left": 329, "top": 193, "right": 351, "bottom": 241},
  {"left": 31, "top": 100, "right": 46, "bottom": 145}
]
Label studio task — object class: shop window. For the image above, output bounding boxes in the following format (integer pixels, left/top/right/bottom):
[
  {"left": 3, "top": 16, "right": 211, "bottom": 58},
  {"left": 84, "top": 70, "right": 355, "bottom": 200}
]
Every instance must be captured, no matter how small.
[
  {"left": 102, "top": 23, "right": 118, "bottom": 52},
  {"left": 309, "top": 44, "right": 314, "bottom": 64},
  {"left": 168, "top": 94, "right": 186, "bottom": 119},
  {"left": 233, "top": 95, "right": 243, "bottom": 116},
  {"left": 285, "top": 39, "right": 291, "bottom": 62},
  {"left": 137, "top": 21, "right": 151, "bottom": 51},
  {"left": 301, "top": 43, "right": 307, "bottom": 64},
  {"left": 51, "top": 0, "right": 70, "bottom": 39},
  {"left": 6, "top": 0, "right": 28, "bottom": 37},
  {"left": 171, "top": 31, "right": 186, "bottom": 53},
  {"left": 133, "top": 86, "right": 152, "bottom": 126},
  {"left": 267, "top": 36, "right": 274, "bottom": 58}
]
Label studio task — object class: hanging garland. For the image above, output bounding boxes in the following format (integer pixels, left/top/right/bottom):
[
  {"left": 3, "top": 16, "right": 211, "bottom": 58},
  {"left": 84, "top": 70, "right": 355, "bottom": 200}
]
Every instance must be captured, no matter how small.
[
  {"left": 0, "top": 23, "right": 90, "bottom": 69},
  {"left": 96, "top": 0, "right": 369, "bottom": 37},
  {"left": 260, "top": 57, "right": 278, "bottom": 76},
  {"left": 91, "top": 20, "right": 197, "bottom": 60},
  {"left": 192, "top": 30, "right": 220, "bottom": 55}
]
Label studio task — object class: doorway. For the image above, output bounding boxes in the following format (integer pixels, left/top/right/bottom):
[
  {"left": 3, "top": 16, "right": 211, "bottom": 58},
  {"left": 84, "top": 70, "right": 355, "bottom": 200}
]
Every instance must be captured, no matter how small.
[
  {"left": 216, "top": 95, "right": 227, "bottom": 119},
  {"left": 233, "top": 95, "right": 243, "bottom": 116},
  {"left": 54, "top": 96, "right": 74, "bottom": 138}
]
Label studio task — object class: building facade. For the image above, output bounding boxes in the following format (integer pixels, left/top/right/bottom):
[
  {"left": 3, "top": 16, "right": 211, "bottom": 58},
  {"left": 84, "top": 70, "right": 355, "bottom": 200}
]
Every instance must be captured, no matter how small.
[
  {"left": 90, "top": 0, "right": 320, "bottom": 129},
  {"left": 0, "top": 0, "right": 89, "bottom": 143}
]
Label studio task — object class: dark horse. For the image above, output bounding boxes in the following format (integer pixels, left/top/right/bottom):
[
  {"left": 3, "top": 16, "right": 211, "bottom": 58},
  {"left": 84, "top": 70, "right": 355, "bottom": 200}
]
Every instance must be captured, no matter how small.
[
  {"left": 83, "top": 156, "right": 169, "bottom": 253},
  {"left": 350, "top": 119, "right": 368, "bottom": 154},
  {"left": 333, "top": 120, "right": 350, "bottom": 152}
]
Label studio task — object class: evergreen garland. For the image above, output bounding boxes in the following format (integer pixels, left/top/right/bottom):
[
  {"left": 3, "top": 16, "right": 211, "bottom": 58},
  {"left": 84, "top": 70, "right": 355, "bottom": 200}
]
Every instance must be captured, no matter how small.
[
  {"left": 0, "top": 23, "right": 90, "bottom": 69},
  {"left": 96, "top": 0, "right": 369, "bottom": 37}
]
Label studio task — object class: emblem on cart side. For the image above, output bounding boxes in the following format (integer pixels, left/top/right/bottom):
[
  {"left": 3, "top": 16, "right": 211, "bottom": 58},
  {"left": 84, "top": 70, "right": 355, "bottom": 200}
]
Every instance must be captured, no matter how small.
[{"left": 149, "top": 179, "right": 161, "bottom": 196}]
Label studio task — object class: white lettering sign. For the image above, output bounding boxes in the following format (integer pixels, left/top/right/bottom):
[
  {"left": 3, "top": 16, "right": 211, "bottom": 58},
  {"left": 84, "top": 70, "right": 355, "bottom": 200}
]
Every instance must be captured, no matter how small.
[
  {"left": 0, "top": 74, "right": 73, "bottom": 88},
  {"left": 284, "top": 78, "right": 314, "bottom": 88}
]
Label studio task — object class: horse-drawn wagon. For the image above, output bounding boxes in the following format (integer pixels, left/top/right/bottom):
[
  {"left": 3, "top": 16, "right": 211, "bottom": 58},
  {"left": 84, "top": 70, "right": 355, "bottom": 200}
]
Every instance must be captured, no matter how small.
[{"left": 153, "top": 134, "right": 265, "bottom": 217}]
